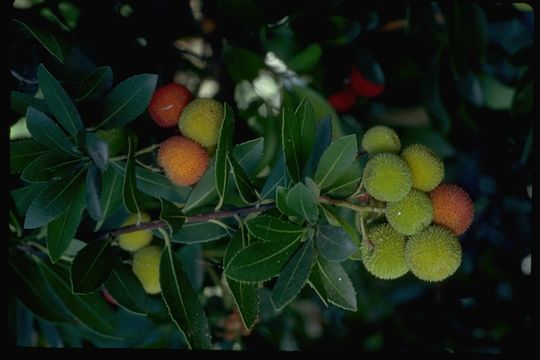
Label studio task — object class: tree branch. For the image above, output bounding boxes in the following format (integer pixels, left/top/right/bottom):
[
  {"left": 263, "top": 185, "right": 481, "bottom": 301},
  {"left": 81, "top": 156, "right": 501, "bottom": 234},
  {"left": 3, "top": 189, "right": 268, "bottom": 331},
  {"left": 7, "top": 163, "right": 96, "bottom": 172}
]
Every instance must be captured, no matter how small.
[{"left": 319, "top": 196, "right": 385, "bottom": 214}]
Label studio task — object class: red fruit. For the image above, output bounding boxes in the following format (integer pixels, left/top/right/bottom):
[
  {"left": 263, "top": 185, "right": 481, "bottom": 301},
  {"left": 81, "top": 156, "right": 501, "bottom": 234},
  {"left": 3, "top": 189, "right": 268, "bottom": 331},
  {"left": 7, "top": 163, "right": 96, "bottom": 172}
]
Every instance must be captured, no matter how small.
[
  {"left": 350, "top": 66, "right": 385, "bottom": 98},
  {"left": 328, "top": 86, "right": 357, "bottom": 112},
  {"left": 148, "top": 83, "right": 193, "bottom": 128},
  {"left": 430, "top": 184, "right": 474, "bottom": 236}
]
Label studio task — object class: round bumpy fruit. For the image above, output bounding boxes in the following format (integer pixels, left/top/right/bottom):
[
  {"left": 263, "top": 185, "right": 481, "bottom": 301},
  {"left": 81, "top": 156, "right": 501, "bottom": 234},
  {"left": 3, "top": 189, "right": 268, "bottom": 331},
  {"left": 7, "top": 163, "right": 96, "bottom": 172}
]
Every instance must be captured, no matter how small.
[
  {"left": 362, "top": 223, "right": 408, "bottom": 279},
  {"left": 386, "top": 189, "right": 433, "bottom": 235},
  {"left": 179, "top": 98, "right": 224, "bottom": 148},
  {"left": 148, "top": 83, "right": 193, "bottom": 128},
  {"left": 430, "top": 184, "right": 474, "bottom": 236},
  {"left": 157, "top": 136, "right": 209, "bottom": 186},
  {"left": 328, "top": 86, "right": 357, "bottom": 112},
  {"left": 405, "top": 225, "right": 462, "bottom": 282},
  {"left": 362, "top": 125, "right": 401, "bottom": 154},
  {"left": 363, "top": 153, "right": 412, "bottom": 202},
  {"left": 117, "top": 213, "right": 153, "bottom": 251},
  {"left": 401, "top": 144, "right": 444, "bottom": 192},
  {"left": 132, "top": 245, "right": 162, "bottom": 294}
]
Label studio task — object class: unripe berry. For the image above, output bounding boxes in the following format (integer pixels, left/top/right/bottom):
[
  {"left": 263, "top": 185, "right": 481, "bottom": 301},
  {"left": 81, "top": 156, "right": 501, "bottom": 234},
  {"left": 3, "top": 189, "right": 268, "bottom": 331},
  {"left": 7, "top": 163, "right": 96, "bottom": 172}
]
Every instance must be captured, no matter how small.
[
  {"left": 328, "top": 86, "right": 357, "bottom": 112},
  {"left": 362, "top": 223, "right": 408, "bottom": 279},
  {"left": 132, "top": 245, "right": 162, "bottom": 294},
  {"left": 430, "top": 184, "right": 474, "bottom": 236},
  {"left": 386, "top": 189, "right": 433, "bottom": 235},
  {"left": 401, "top": 144, "right": 444, "bottom": 192},
  {"left": 117, "top": 213, "right": 153, "bottom": 251},
  {"left": 148, "top": 83, "right": 193, "bottom": 128},
  {"left": 350, "top": 66, "right": 385, "bottom": 98},
  {"left": 157, "top": 136, "right": 209, "bottom": 186},
  {"left": 179, "top": 98, "right": 224, "bottom": 148},
  {"left": 405, "top": 225, "right": 462, "bottom": 282},
  {"left": 362, "top": 125, "right": 401, "bottom": 154},
  {"left": 363, "top": 153, "right": 412, "bottom": 202}
]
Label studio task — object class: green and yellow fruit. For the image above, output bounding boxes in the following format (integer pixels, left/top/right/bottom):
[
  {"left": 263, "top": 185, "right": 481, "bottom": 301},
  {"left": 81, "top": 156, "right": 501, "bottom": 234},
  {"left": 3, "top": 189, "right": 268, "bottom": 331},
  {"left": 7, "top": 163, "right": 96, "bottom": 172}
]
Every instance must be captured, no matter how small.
[
  {"left": 157, "top": 136, "right": 209, "bottom": 186},
  {"left": 363, "top": 153, "right": 412, "bottom": 202},
  {"left": 386, "top": 189, "right": 433, "bottom": 235},
  {"left": 179, "top": 98, "right": 224, "bottom": 148},
  {"left": 132, "top": 245, "right": 162, "bottom": 294},
  {"left": 361, "top": 223, "right": 408, "bottom": 279},
  {"left": 430, "top": 184, "right": 474, "bottom": 236},
  {"left": 362, "top": 125, "right": 401, "bottom": 154},
  {"left": 401, "top": 144, "right": 444, "bottom": 192},
  {"left": 117, "top": 213, "right": 153, "bottom": 251},
  {"left": 405, "top": 225, "right": 462, "bottom": 282}
]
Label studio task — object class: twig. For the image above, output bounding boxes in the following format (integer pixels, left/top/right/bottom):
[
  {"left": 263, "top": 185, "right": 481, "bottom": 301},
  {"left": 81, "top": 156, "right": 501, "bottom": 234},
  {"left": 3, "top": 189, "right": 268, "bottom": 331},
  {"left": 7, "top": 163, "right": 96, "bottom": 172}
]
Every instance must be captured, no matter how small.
[
  {"left": 11, "top": 69, "right": 38, "bottom": 85},
  {"left": 109, "top": 144, "right": 160, "bottom": 161},
  {"left": 319, "top": 196, "right": 385, "bottom": 214}
]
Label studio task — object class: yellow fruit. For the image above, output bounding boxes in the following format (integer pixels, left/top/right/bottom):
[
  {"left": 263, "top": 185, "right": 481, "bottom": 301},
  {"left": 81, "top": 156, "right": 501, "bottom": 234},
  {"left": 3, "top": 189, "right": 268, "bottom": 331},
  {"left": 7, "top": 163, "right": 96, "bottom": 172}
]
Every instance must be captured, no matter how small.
[
  {"left": 363, "top": 153, "right": 412, "bottom": 202},
  {"left": 401, "top": 144, "right": 444, "bottom": 192},
  {"left": 362, "top": 125, "right": 401, "bottom": 154},
  {"left": 132, "top": 245, "right": 162, "bottom": 294},
  {"left": 117, "top": 213, "right": 152, "bottom": 251},
  {"left": 361, "top": 223, "right": 408, "bottom": 279},
  {"left": 386, "top": 189, "right": 433, "bottom": 235},
  {"left": 157, "top": 136, "right": 209, "bottom": 186},
  {"left": 405, "top": 225, "right": 462, "bottom": 282},
  {"left": 179, "top": 98, "right": 224, "bottom": 147}
]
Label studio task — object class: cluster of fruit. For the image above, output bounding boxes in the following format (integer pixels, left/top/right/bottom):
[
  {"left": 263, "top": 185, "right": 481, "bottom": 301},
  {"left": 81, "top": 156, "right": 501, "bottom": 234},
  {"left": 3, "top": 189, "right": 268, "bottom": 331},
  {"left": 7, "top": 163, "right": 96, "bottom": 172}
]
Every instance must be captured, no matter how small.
[
  {"left": 149, "top": 83, "right": 224, "bottom": 186},
  {"left": 359, "top": 126, "right": 474, "bottom": 282},
  {"left": 328, "top": 65, "right": 385, "bottom": 112}
]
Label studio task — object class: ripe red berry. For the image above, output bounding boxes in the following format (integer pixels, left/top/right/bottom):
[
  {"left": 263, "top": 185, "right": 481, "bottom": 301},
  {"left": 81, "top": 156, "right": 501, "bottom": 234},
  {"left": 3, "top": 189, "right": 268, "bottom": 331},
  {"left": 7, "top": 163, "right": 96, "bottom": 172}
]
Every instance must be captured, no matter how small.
[
  {"left": 148, "top": 83, "right": 193, "bottom": 128},
  {"left": 350, "top": 66, "right": 384, "bottom": 98},
  {"left": 328, "top": 86, "right": 357, "bottom": 112},
  {"left": 430, "top": 184, "right": 474, "bottom": 236}
]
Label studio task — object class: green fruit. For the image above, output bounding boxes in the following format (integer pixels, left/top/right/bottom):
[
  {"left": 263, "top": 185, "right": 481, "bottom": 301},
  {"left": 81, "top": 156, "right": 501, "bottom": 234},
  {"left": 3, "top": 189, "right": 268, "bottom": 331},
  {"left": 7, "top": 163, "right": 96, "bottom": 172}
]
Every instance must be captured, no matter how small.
[
  {"left": 386, "top": 189, "right": 433, "bottom": 235},
  {"left": 179, "top": 98, "right": 223, "bottom": 148},
  {"left": 362, "top": 223, "right": 408, "bottom": 279},
  {"left": 362, "top": 125, "right": 401, "bottom": 154},
  {"left": 401, "top": 144, "right": 444, "bottom": 192},
  {"left": 132, "top": 245, "right": 162, "bottom": 294},
  {"left": 117, "top": 213, "right": 153, "bottom": 251},
  {"left": 405, "top": 225, "right": 462, "bottom": 282},
  {"left": 363, "top": 153, "right": 412, "bottom": 202},
  {"left": 96, "top": 128, "right": 127, "bottom": 157}
]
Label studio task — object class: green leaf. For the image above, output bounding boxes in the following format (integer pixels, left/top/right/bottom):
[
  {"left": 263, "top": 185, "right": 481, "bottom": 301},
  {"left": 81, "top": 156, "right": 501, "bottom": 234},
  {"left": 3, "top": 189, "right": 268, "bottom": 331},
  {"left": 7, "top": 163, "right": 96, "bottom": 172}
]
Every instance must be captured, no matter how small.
[
  {"left": 47, "top": 180, "right": 86, "bottom": 262},
  {"left": 224, "top": 228, "right": 251, "bottom": 267},
  {"left": 38, "top": 260, "right": 120, "bottom": 339},
  {"left": 234, "top": 137, "right": 264, "bottom": 176},
  {"left": 228, "top": 152, "right": 258, "bottom": 203},
  {"left": 37, "top": 64, "right": 84, "bottom": 135},
  {"left": 160, "top": 199, "right": 186, "bottom": 237},
  {"left": 122, "top": 135, "right": 140, "bottom": 215},
  {"left": 13, "top": 19, "right": 70, "bottom": 63},
  {"left": 10, "top": 91, "right": 50, "bottom": 116},
  {"left": 104, "top": 263, "right": 148, "bottom": 315},
  {"left": 316, "top": 224, "right": 356, "bottom": 262},
  {"left": 246, "top": 215, "right": 305, "bottom": 242},
  {"left": 215, "top": 103, "right": 234, "bottom": 209},
  {"left": 303, "top": 115, "right": 332, "bottom": 177},
  {"left": 307, "top": 260, "right": 329, "bottom": 307},
  {"left": 276, "top": 186, "right": 296, "bottom": 216},
  {"left": 172, "top": 221, "right": 233, "bottom": 244},
  {"left": 95, "top": 167, "right": 123, "bottom": 230},
  {"left": 324, "top": 164, "right": 362, "bottom": 198},
  {"left": 479, "top": 74, "right": 515, "bottom": 110},
  {"left": 313, "top": 134, "right": 357, "bottom": 190},
  {"left": 24, "top": 166, "right": 86, "bottom": 229},
  {"left": 286, "top": 182, "right": 319, "bottom": 224},
  {"left": 97, "top": 74, "right": 158, "bottom": 129},
  {"left": 271, "top": 238, "right": 314, "bottom": 311},
  {"left": 296, "top": 98, "right": 316, "bottom": 169},
  {"left": 70, "top": 239, "right": 114, "bottom": 294},
  {"left": 226, "top": 279, "right": 259, "bottom": 330},
  {"left": 76, "top": 66, "right": 113, "bottom": 102},
  {"left": 225, "top": 237, "right": 301, "bottom": 283},
  {"left": 261, "top": 154, "right": 286, "bottom": 199},
  {"left": 223, "top": 47, "right": 266, "bottom": 82},
  {"left": 11, "top": 183, "right": 48, "bottom": 215},
  {"left": 9, "top": 251, "right": 71, "bottom": 323},
  {"left": 85, "top": 133, "right": 109, "bottom": 171},
  {"left": 26, "top": 107, "right": 80, "bottom": 156},
  {"left": 512, "top": 69, "right": 533, "bottom": 116},
  {"left": 177, "top": 245, "right": 204, "bottom": 290},
  {"left": 111, "top": 162, "right": 190, "bottom": 204},
  {"left": 21, "top": 151, "right": 80, "bottom": 183},
  {"left": 85, "top": 164, "right": 103, "bottom": 221},
  {"left": 314, "top": 256, "right": 357, "bottom": 311},
  {"left": 288, "top": 44, "right": 323, "bottom": 73},
  {"left": 10, "top": 139, "right": 48, "bottom": 174},
  {"left": 160, "top": 246, "right": 212, "bottom": 349},
  {"left": 282, "top": 107, "right": 302, "bottom": 182}
]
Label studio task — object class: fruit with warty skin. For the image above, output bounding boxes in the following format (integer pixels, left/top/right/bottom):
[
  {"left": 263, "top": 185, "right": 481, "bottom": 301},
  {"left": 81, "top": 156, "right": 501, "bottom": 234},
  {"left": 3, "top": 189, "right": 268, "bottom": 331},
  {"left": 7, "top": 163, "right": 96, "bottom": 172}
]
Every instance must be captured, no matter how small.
[
  {"left": 148, "top": 83, "right": 193, "bottom": 128},
  {"left": 405, "top": 225, "right": 462, "bottom": 282},
  {"left": 401, "top": 144, "right": 444, "bottom": 192},
  {"left": 157, "top": 136, "right": 209, "bottom": 186},
  {"left": 362, "top": 125, "right": 401, "bottom": 154},
  {"left": 386, "top": 189, "right": 433, "bottom": 235},
  {"left": 117, "top": 213, "right": 153, "bottom": 251},
  {"left": 363, "top": 153, "right": 412, "bottom": 202},
  {"left": 362, "top": 223, "right": 408, "bottom": 279},
  {"left": 132, "top": 245, "right": 162, "bottom": 294},
  {"left": 430, "top": 184, "right": 474, "bottom": 236},
  {"left": 179, "top": 98, "right": 224, "bottom": 148}
]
